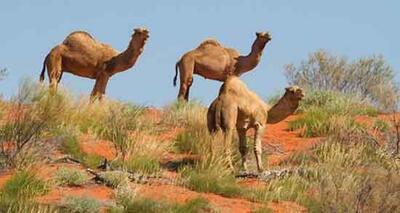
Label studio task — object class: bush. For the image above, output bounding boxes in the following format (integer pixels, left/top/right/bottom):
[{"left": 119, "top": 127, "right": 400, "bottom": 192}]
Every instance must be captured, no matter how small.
[
  {"left": 0, "top": 80, "right": 67, "bottom": 169},
  {"left": 288, "top": 91, "right": 374, "bottom": 137},
  {"left": 111, "top": 196, "right": 214, "bottom": 213},
  {"left": 63, "top": 196, "right": 101, "bottom": 213},
  {"left": 99, "top": 171, "right": 130, "bottom": 188},
  {"left": 284, "top": 50, "right": 397, "bottom": 109},
  {"left": 0, "top": 171, "right": 49, "bottom": 206},
  {"left": 59, "top": 131, "right": 102, "bottom": 169},
  {"left": 55, "top": 167, "right": 89, "bottom": 186}
]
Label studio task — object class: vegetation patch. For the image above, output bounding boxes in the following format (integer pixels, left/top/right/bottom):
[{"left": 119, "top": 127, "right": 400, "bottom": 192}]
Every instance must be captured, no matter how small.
[
  {"left": 63, "top": 196, "right": 101, "bottom": 213},
  {"left": 55, "top": 166, "right": 90, "bottom": 186}
]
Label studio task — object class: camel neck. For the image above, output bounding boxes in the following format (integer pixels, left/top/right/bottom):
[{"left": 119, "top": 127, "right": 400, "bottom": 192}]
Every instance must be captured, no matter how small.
[
  {"left": 236, "top": 38, "right": 266, "bottom": 75},
  {"left": 266, "top": 95, "right": 299, "bottom": 124},
  {"left": 107, "top": 36, "right": 146, "bottom": 74}
]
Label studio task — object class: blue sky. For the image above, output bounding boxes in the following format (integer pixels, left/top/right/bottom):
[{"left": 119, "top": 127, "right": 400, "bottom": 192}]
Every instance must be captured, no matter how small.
[{"left": 0, "top": 0, "right": 399, "bottom": 106}]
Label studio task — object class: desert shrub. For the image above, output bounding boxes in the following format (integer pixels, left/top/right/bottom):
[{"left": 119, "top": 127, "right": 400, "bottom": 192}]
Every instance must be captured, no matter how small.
[
  {"left": 0, "top": 80, "right": 67, "bottom": 169},
  {"left": 124, "top": 154, "right": 160, "bottom": 175},
  {"left": 284, "top": 50, "right": 397, "bottom": 108},
  {"left": 55, "top": 167, "right": 89, "bottom": 186},
  {"left": 373, "top": 119, "right": 390, "bottom": 132},
  {"left": 4, "top": 202, "right": 59, "bottom": 213},
  {"left": 114, "top": 185, "right": 137, "bottom": 209},
  {"left": 59, "top": 131, "right": 102, "bottom": 169},
  {"left": 297, "top": 90, "right": 379, "bottom": 116},
  {"left": 288, "top": 90, "right": 374, "bottom": 137},
  {"left": 98, "top": 171, "right": 130, "bottom": 188},
  {"left": 0, "top": 171, "right": 49, "bottom": 209},
  {"left": 63, "top": 196, "right": 101, "bottom": 213},
  {"left": 160, "top": 100, "right": 205, "bottom": 127},
  {"left": 289, "top": 109, "right": 363, "bottom": 137},
  {"left": 111, "top": 197, "right": 213, "bottom": 213}
]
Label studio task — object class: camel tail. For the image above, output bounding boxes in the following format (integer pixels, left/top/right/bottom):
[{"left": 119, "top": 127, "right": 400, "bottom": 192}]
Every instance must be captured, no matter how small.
[
  {"left": 173, "top": 61, "right": 179, "bottom": 87},
  {"left": 40, "top": 54, "right": 48, "bottom": 82}
]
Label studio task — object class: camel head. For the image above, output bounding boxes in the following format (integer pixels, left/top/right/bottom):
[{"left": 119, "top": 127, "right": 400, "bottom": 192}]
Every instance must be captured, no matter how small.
[
  {"left": 284, "top": 86, "right": 305, "bottom": 102},
  {"left": 255, "top": 32, "right": 272, "bottom": 42},
  {"left": 132, "top": 27, "right": 149, "bottom": 41}
]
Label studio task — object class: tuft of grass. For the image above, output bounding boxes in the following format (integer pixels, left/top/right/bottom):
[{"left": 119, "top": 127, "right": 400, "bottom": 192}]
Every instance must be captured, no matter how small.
[
  {"left": 124, "top": 154, "right": 160, "bottom": 175},
  {"left": 288, "top": 90, "right": 373, "bottom": 137},
  {"left": 373, "top": 119, "right": 390, "bottom": 132},
  {"left": 63, "top": 196, "right": 101, "bottom": 213},
  {"left": 111, "top": 196, "right": 214, "bottom": 213},
  {"left": 55, "top": 167, "right": 89, "bottom": 186},
  {"left": 98, "top": 171, "right": 130, "bottom": 188},
  {"left": 0, "top": 171, "right": 49, "bottom": 206},
  {"left": 181, "top": 166, "right": 244, "bottom": 197},
  {"left": 59, "top": 132, "right": 102, "bottom": 169}
]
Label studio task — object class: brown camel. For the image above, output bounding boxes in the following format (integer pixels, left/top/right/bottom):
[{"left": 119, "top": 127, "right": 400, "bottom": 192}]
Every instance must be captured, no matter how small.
[
  {"left": 173, "top": 32, "right": 271, "bottom": 101},
  {"left": 40, "top": 28, "right": 149, "bottom": 99},
  {"left": 207, "top": 77, "right": 304, "bottom": 172}
]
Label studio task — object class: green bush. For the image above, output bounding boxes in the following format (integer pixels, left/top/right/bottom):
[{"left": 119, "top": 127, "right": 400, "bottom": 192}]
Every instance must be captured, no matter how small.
[
  {"left": 0, "top": 171, "right": 49, "bottom": 206},
  {"left": 64, "top": 196, "right": 101, "bottom": 213},
  {"left": 373, "top": 119, "right": 390, "bottom": 132},
  {"left": 284, "top": 50, "right": 397, "bottom": 108},
  {"left": 288, "top": 90, "right": 373, "bottom": 137},
  {"left": 98, "top": 171, "right": 130, "bottom": 188},
  {"left": 55, "top": 167, "right": 89, "bottom": 186},
  {"left": 111, "top": 197, "right": 213, "bottom": 213},
  {"left": 59, "top": 132, "right": 102, "bottom": 169}
]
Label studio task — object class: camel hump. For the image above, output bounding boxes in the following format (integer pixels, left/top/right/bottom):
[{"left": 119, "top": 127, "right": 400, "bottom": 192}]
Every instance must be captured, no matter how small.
[
  {"left": 66, "top": 31, "right": 95, "bottom": 40},
  {"left": 198, "top": 39, "right": 221, "bottom": 48}
]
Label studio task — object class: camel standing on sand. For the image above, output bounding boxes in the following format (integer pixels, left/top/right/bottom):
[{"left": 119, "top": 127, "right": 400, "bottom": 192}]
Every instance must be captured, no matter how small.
[
  {"left": 40, "top": 28, "right": 149, "bottom": 99},
  {"left": 207, "top": 77, "right": 304, "bottom": 172},
  {"left": 173, "top": 32, "right": 271, "bottom": 101}
]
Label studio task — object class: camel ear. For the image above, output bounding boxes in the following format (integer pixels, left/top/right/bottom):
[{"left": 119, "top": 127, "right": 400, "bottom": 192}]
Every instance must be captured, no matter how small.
[
  {"left": 256, "top": 32, "right": 261, "bottom": 37},
  {"left": 285, "top": 86, "right": 294, "bottom": 92}
]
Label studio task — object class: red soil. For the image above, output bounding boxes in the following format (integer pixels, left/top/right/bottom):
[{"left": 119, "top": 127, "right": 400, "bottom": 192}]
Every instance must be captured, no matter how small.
[
  {"left": 264, "top": 115, "right": 322, "bottom": 166},
  {"left": 79, "top": 134, "right": 116, "bottom": 160},
  {"left": 37, "top": 184, "right": 113, "bottom": 204}
]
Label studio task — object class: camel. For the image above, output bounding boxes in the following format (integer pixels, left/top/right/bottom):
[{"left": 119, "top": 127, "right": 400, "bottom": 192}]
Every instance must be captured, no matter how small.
[
  {"left": 207, "top": 77, "right": 304, "bottom": 172},
  {"left": 40, "top": 28, "right": 149, "bottom": 99},
  {"left": 173, "top": 32, "right": 271, "bottom": 101}
]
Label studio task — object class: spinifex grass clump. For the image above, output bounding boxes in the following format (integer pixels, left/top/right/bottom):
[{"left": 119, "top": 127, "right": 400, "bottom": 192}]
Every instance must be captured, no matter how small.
[
  {"left": 0, "top": 171, "right": 50, "bottom": 210},
  {"left": 63, "top": 196, "right": 101, "bottom": 213},
  {"left": 55, "top": 166, "right": 90, "bottom": 186},
  {"left": 110, "top": 196, "right": 214, "bottom": 213},
  {"left": 288, "top": 90, "right": 375, "bottom": 137}
]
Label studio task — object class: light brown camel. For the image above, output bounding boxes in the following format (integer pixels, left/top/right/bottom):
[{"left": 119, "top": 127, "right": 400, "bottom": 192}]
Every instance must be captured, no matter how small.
[
  {"left": 207, "top": 77, "right": 304, "bottom": 172},
  {"left": 173, "top": 32, "right": 271, "bottom": 101},
  {"left": 40, "top": 28, "right": 149, "bottom": 99}
]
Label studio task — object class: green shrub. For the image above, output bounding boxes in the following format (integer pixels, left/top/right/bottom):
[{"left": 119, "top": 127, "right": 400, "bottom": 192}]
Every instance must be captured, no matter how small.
[
  {"left": 181, "top": 166, "right": 244, "bottom": 197},
  {"left": 99, "top": 171, "right": 130, "bottom": 188},
  {"left": 0, "top": 80, "right": 68, "bottom": 169},
  {"left": 0, "top": 171, "right": 49, "bottom": 204},
  {"left": 59, "top": 132, "right": 102, "bottom": 169},
  {"left": 64, "top": 196, "right": 101, "bottom": 213},
  {"left": 55, "top": 167, "right": 89, "bottom": 186},
  {"left": 284, "top": 50, "right": 397, "bottom": 108},
  {"left": 373, "top": 119, "right": 390, "bottom": 132},
  {"left": 111, "top": 197, "right": 213, "bottom": 213},
  {"left": 124, "top": 154, "right": 160, "bottom": 175}
]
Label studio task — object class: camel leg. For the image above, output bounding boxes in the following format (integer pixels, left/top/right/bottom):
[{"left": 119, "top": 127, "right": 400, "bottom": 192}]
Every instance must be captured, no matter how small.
[
  {"left": 254, "top": 123, "right": 265, "bottom": 172},
  {"left": 224, "top": 128, "right": 235, "bottom": 171},
  {"left": 238, "top": 128, "right": 249, "bottom": 172},
  {"left": 221, "top": 106, "right": 238, "bottom": 171},
  {"left": 177, "top": 58, "right": 194, "bottom": 101},
  {"left": 184, "top": 77, "right": 193, "bottom": 101},
  {"left": 91, "top": 72, "right": 110, "bottom": 101}
]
